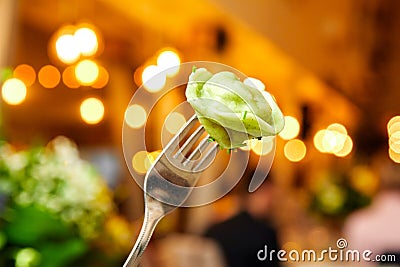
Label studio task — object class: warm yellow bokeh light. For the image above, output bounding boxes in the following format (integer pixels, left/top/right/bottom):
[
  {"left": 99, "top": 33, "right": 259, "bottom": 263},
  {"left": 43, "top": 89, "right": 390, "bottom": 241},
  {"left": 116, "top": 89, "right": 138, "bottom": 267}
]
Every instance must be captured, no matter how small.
[
  {"left": 334, "top": 135, "right": 353, "bottom": 157},
  {"left": 350, "top": 166, "right": 379, "bottom": 196},
  {"left": 74, "top": 27, "right": 98, "bottom": 56},
  {"left": 388, "top": 122, "right": 400, "bottom": 137},
  {"left": 279, "top": 116, "right": 300, "bottom": 140},
  {"left": 314, "top": 130, "right": 328, "bottom": 153},
  {"left": 75, "top": 60, "right": 99, "bottom": 86},
  {"left": 13, "top": 64, "right": 36, "bottom": 87},
  {"left": 38, "top": 65, "right": 60, "bottom": 88},
  {"left": 284, "top": 139, "right": 306, "bottom": 162},
  {"left": 387, "top": 116, "right": 400, "bottom": 133},
  {"left": 1, "top": 78, "right": 27, "bottom": 105},
  {"left": 165, "top": 112, "right": 186, "bottom": 134},
  {"left": 321, "top": 130, "right": 338, "bottom": 153},
  {"left": 389, "top": 147, "right": 400, "bottom": 164},
  {"left": 390, "top": 131, "right": 400, "bottom": 141},
  {"left": 80, "top": 97, "right": 105, "bottom": 124},
  {"left": 314, "top": 125, "right": 351, "bottom": 156},
  {"left": 55, "top": 34, "right": 80, "bottom": 64},
  {"left": 239, "top": 139, "right": 258, "bottom": 151},
  {"left": 243, "top": 77, "right": 265, "bottom": 91},
  {"left": 125, "top": 104, "right": 147, "bottom": 129},
  {"left": 389, "top": 136, "right": 400, "bottom": 153},
  {"left": 92, "top": 66, "right": 109, "bottom": 89},
  {"left": 62, "top": 65, "right": 80, "bottom": 89},
  {"left": 251, "top": 137, "right": 274, "bottom": 156},
  {"left": 142, "top": 65, "right": 166, "bottom": 92},
  {"left": 144, "top": 150, "right": 161, "bottom": 170},
  {"left": 132, "top": 151, "right": 149, "bottom": 174},
  {"left": 327, "top": 123, "right": 347, "bottom": 135},
  {"left": 327, "top": 131, "right": 347, "bottom": 153},
  {"left": 157, "top": 50, "right": 181, "bottom": 77}
]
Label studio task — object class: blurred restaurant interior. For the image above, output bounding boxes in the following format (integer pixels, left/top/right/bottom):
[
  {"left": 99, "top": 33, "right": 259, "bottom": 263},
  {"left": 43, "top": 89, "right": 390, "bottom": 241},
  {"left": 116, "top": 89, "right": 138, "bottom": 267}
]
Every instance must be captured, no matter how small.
[{"left": 1, "top": 0, "right": 400, "bottom": 266}]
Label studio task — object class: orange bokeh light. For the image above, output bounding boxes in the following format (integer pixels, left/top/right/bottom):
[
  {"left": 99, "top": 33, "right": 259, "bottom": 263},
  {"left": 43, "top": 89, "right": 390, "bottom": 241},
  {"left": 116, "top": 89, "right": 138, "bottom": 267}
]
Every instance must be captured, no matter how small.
[
  {"left": 92, "top": 66, "right": 109, "bottom": 89},
  {"left": 62, "top": 65, "right": 80, "bottom": 89},
  {"left": 13, "top": 64, "right": 36, "bottom": 87},
  {"left": 38, "top": 65, "right": 60, "bottom": 88}
]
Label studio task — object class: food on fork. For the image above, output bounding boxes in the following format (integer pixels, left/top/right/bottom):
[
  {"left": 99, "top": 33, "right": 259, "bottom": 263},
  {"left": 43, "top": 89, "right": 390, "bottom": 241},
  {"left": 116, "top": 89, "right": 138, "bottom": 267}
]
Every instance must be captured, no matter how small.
[{"left": 185, "top": 67, "right": 285, "bottom": 149}]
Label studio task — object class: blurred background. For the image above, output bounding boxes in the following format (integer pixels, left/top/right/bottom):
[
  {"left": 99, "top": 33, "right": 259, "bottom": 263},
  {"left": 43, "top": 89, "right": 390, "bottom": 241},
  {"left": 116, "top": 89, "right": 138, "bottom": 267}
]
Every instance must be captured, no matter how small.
[{"left": 1, "top": 0, "right": 400, "bottom": 266}]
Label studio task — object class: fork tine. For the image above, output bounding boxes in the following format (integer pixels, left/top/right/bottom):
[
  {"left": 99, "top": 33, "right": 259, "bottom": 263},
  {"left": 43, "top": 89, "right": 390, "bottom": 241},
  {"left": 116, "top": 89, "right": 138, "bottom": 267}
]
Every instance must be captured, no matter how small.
[
  {"left": 192, "top": 143, "right": 219, "bottom": 171},
  {"left": 173, "top": 126, "right": 205, "bottom": 161},
  {"left": 183, "top": 136, "right": 210, "bottom": 167},
  {"left": 164, "top": 115, "right": 198, "bottom": 153}
]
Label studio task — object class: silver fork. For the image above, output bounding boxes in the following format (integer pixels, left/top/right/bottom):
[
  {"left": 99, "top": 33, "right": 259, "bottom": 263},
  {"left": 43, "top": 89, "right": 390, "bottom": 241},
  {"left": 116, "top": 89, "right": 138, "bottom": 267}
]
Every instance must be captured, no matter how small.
[{"left": 123, "top": 115, "right": 218, "bottom": 267}]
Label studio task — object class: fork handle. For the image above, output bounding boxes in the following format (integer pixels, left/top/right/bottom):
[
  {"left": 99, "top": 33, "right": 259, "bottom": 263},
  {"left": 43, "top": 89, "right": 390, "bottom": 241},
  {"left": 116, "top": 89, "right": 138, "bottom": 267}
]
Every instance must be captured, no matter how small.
[{"left": 123, "top": 207, "right": 163, "bottom": 267}]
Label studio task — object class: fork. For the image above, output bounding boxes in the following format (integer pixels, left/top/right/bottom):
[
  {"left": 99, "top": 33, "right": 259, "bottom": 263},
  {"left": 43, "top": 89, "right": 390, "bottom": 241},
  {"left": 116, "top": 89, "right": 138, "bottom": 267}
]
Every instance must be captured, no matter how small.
[{"left": 123, "top": 115, "right": 219, "bottom": 267}]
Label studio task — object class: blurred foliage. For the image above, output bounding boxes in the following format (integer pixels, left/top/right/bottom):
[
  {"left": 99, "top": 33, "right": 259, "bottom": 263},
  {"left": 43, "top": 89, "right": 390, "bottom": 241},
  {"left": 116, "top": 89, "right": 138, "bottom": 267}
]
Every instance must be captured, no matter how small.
[
  {"left": 0, "top": 67, "right": 13, "bottom": 83},
  {"left": 308, "top": 166, "right": 376, "bottom": 219},
  {"left": 0, "top": 136, "right": 132, "bottom": 267}
]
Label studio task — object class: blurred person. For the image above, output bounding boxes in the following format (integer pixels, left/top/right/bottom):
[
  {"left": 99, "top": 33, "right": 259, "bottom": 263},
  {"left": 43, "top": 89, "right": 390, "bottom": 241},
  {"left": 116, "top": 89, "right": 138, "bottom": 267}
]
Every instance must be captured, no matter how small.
[
  {"left": 204, "top": 170, "right": 281, "bottom": 267},
  {"left": 343, "top": 153, "right": 400, "bottom": 266}
]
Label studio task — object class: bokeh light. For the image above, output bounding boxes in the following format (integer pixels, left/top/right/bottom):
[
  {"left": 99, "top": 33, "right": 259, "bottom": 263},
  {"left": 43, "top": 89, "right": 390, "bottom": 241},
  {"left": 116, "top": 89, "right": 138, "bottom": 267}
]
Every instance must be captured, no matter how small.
[
  {"left": 92, "top": 66, "right": 109, "bottom": 89},
  {"left": 316, "top": 184, "right": 346, "bottom": 214},
  {"left": 314, "top": 130, "right": 328, "bottom": 153},
  {"left": 389, "top": 147, "right": 400, "bottom": 163},
  {"left": 156, "top": 49, "right": 181, "bottom": 77},
  {"left": 62, "top": 65, "right": 80, "bottom": 89},
  {"left": 15, "top": 247, "right": 41, "bottom": 267},
  {"left": 144, "top": 150, "right": 161, "bottom": 170},
  {"left": 243, "top": 77, "right": 265, "bottom": 91},
  {"left": 279, "top": 116, "right": 300, "bottom": 140},
  {"left": 13, "top": 64, "right": 36, "bottom": 86},
  {"left": 314, "top": 125, "right": 352, "bottom": 157},
  {"left": 387, "top": 116, "right": 400, "bottom": 133},
  {"left": 38, "top": 65, "right": 60, "bottom": 88},
  {"left": 0, "top": 67, "right": 13, "bottom": 82},
  {"left": 75, "top": 60, "right": 99, "bottom": 86},
  {"left": 327, "top": 123, "right": 347, "bottom": 135},
  {"left": 74, "top": 27, "right": 98, "bottom": 56},
  {"left": 239, "top": 139, "right": 257, "bottom": 151},
  {"left": 80, "top": 97, "right": 105, "bottom": 124},
  {"left": 389, "top": 136, "right": 400, "bottom": 153},
  {"left": 251, "top": 137, "right": 274, "bottom": 156},
  {"left": 388, "top": 116, "right": 400, "bottom": 163},
  {"left": 1, "top": 78, "right": 27, "bottom": 105},
  {"left": 142, "top": 65, "right": 166, "bottom": 92},
  {"left": 333, "top": 135, "right": 353, "bottom": 157},
  {"left": 164, "top": 112, "right": 186, "bottom": 134},
  {"left": 125, "top": 104, "right": 147, "bottom": 129},
  {"left": 132, "top": 151, "right": 149, "bottom": 174},
  {"left": 55, "top": 34, "right": 80, "bottom": 64},
  {"left": 322, "top": 130, "right": 346, "bottom": 154},
  {"left": 350, "top": 166, "right": 379, "bottom": 196},
  {"left": 388, "top": 122, "right": 400, "bottom": 136},
  {"left": 284, "top": 139, "right": 306, "bottom": 162}
]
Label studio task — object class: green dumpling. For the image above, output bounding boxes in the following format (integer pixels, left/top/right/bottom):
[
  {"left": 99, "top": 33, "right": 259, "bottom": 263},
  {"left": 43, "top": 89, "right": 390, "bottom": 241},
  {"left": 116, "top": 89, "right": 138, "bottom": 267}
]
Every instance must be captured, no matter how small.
[{"left": 185, "top": 67, "right": 284, "bottom": 149}]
